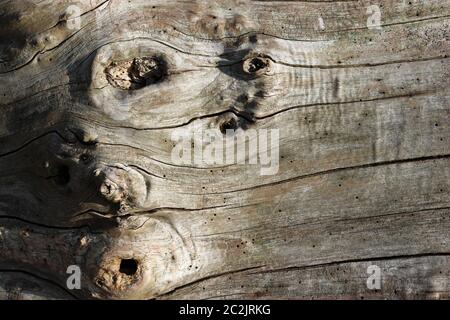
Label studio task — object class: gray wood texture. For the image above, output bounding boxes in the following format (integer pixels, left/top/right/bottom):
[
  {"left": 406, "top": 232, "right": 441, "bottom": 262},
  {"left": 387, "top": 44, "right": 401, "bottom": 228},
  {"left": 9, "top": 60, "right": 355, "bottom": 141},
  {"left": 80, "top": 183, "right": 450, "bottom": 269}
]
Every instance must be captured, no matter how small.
[{"left": 0, "top": 0, "right": 449, "bottom": 299}]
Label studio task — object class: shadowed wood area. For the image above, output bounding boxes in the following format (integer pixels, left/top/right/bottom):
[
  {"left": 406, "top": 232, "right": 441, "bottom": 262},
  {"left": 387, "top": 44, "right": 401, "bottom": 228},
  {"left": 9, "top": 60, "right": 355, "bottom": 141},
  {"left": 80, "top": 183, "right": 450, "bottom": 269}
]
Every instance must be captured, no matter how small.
[{"left": 0, "top": 0, "right": 449, "bottom": 299}]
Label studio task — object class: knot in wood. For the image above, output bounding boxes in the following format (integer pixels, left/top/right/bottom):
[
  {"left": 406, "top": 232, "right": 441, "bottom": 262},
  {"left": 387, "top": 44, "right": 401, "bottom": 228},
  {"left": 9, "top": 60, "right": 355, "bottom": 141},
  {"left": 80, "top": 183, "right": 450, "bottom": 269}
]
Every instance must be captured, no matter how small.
[
  {"left": 94, "top": 164, "right": 147, "bottom": 212},
  {"left": 242, "top": 54, "right": 272, "bottom": 77},
  {"left": 105, "top": 56, "right": 165, "bottom": 90},
  {"left": 95, "top": 256, "right": 143, "bottom": 295}
]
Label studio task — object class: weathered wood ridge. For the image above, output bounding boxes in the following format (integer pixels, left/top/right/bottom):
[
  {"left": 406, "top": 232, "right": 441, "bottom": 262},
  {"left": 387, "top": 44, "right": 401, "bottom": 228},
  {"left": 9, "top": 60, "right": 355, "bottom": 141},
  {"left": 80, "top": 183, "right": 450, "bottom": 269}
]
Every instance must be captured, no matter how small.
[{"left": 0, "top": 0, "right": 449, "bottom": 299}]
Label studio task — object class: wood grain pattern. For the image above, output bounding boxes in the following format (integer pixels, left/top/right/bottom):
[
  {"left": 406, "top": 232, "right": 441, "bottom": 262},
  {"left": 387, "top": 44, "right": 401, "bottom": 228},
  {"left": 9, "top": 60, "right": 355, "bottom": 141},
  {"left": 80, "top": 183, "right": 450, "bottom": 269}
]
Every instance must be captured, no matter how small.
[{"left": 0, "top": 0, "right": 449, "bottom": 299}]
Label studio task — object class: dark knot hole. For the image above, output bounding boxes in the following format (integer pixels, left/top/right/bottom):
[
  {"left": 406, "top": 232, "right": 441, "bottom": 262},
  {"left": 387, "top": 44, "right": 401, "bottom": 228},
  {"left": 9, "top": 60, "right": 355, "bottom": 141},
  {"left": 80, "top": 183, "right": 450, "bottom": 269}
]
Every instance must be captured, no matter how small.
[
  {"left": 119, "top": 259, "right": 138, "bottom": 276},
  {"left": 53, "top": 165, "right": 71, "bottom": 185},
  {"left": 247, "top": 57, "right": 267, "bottom": 73}
]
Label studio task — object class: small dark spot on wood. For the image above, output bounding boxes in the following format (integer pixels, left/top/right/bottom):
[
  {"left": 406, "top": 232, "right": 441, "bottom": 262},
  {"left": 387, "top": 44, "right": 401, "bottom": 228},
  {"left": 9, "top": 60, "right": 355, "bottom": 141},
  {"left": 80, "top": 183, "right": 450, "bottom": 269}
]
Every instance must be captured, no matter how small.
[
  {"left": 237, "top": 94, "right": 248, "bottom": 103},
  {"left": 220, "top": 118, "right": 238, "bottom": 134},
  {"left": 255, "top": 90, "right": 265, "bottom": 98},
  {"left": 333, "top": 77, "right": 339, "bottom": 98},
  {"left": 79, "top": 154, "right": 91, "bottom": 164}
]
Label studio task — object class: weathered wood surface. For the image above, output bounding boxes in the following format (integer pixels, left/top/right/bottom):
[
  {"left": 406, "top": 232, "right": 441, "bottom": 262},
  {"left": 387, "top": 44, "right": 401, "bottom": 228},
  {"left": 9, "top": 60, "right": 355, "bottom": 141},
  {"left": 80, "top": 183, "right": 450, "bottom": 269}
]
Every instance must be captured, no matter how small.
[{"left": 0, "top": 0, "right": 449, "bottom": 299}]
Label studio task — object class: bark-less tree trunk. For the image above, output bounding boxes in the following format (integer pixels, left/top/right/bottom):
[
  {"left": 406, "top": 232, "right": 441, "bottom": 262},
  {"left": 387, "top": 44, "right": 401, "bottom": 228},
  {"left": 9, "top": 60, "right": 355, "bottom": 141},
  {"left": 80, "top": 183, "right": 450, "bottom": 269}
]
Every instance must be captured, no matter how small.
[{"left": 0, "top": 0, "right": 449, "bottom": 300}]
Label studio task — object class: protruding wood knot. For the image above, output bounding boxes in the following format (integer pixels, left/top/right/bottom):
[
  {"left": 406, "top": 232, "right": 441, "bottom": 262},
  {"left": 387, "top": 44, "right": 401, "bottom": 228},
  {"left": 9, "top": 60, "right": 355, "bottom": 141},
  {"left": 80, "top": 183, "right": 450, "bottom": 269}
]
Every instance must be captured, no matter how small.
[
  {"left": 94, "top": 164, "right": 147, "bottom": 212},
  {"left": 105, "top": 56, "right": 166, "bottom": 90},
  {"left": 242, "top": 54, "right": 272, "bottom": 77},
  {"left": 95, "top": 257, "right": 143, "bottom": 294}
]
